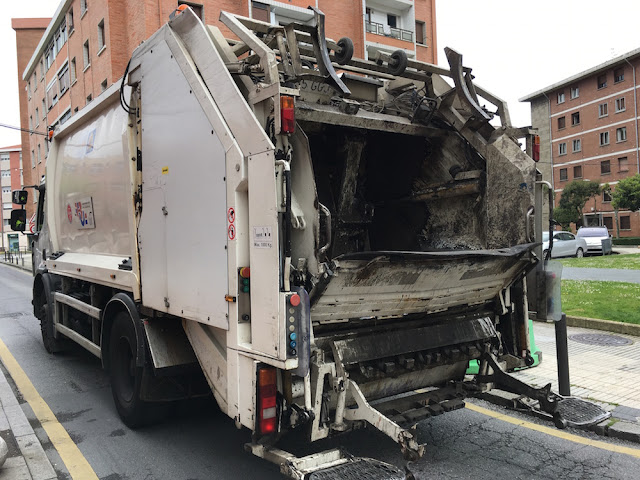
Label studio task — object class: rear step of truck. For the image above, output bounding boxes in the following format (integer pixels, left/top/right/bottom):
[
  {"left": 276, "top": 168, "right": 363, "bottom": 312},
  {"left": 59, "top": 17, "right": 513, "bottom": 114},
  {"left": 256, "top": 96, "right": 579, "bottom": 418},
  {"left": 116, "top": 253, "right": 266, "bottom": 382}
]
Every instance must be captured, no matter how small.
[{"left": 246, "top": 445, "right": 406, "bottom": 480}]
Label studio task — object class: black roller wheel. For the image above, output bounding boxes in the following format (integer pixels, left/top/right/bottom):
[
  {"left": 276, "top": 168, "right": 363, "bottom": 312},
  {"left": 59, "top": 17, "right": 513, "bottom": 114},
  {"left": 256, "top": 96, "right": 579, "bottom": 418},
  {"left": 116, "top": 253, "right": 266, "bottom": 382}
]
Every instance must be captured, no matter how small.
[
  {"left": 334, "top": 37, "right": 354, "bottom": 65},
  {"left": 110, "top": 312, "right": 148, "bottom": 428},
  {"left": 39, "top": 290, "right": 66, "bottom": 354},
  {"left": 388, "top": 50, "right": 408, "bottom": 76}
]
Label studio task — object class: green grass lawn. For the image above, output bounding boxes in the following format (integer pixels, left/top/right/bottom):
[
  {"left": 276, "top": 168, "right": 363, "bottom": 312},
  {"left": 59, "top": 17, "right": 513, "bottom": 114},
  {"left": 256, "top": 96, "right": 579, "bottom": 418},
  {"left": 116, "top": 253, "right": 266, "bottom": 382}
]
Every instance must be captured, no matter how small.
[
  {"left": 559, "top": 253, "right": 640, "bottom": 270},
  {"left": 561, "top": 280, "right": 640, "bottom": 324}
]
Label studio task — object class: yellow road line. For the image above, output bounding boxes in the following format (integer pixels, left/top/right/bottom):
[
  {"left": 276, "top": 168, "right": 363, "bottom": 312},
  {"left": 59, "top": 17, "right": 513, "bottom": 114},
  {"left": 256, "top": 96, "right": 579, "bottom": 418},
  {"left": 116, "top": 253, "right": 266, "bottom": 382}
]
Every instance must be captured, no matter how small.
[
  {"left": 466, "top": 402, "right": 640, "bottom": 459},
  {"left": 0, "top": 338, "right": 99, "bottom": 479}
]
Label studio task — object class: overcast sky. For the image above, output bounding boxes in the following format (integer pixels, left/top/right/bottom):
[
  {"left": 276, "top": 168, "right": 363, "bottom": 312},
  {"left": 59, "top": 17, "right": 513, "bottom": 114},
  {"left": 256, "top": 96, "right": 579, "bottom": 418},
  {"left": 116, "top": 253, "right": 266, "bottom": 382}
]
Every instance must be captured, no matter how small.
[{"left": 2, "top": 1, "right": 640, "bottom": 147}]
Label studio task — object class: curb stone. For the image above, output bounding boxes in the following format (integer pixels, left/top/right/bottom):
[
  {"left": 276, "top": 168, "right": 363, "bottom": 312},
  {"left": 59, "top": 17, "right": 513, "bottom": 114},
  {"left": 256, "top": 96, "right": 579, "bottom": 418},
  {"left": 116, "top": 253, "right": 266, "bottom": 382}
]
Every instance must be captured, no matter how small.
[
  {"left": 533, "top": 316, "right": 640, "bottom": 337},
  {"left": 607, "top": 421, "right": 640, "bottom": 443}
]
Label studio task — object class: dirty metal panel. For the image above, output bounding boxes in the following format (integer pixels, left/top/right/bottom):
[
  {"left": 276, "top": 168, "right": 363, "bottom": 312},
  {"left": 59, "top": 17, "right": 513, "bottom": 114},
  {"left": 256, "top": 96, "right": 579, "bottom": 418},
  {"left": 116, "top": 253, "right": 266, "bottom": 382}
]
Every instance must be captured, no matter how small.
[
  {"left": 332, "top": 317, "right": 495, "bottom": 366},
  {"left": 310, "top": 244, "right": 536, "bottom": 323},
  {"left": 144, "top": 318, "right": 198, "bottom": 369}
]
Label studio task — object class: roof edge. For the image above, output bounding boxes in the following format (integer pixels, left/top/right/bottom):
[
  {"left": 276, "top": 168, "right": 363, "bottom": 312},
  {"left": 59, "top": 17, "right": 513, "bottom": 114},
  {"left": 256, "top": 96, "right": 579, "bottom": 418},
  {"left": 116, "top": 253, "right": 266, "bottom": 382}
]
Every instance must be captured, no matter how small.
[
  {"left": 520, "top": 46, "right": 640, "bottom": 102},
  {"left": 11, "top": 18, "right": 51, "bottom": 30}
]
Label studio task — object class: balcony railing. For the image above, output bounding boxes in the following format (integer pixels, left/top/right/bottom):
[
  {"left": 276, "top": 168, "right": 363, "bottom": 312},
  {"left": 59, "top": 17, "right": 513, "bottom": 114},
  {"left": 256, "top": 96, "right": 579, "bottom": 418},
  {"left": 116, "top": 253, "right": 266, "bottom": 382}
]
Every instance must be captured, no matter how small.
[{"left": 365, "top": 21, "right": 413, "bottom": 42}]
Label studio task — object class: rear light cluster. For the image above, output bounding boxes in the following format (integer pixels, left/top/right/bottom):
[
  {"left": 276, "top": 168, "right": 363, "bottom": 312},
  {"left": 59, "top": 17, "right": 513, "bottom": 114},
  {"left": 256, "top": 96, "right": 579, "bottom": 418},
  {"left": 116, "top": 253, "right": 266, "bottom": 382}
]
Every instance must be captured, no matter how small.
[
  {"left": 281, "top": 95, "right": 295, "bottom": 134},
  {"left": 258, "top": 366, "right": 278, "bottom": 435}
]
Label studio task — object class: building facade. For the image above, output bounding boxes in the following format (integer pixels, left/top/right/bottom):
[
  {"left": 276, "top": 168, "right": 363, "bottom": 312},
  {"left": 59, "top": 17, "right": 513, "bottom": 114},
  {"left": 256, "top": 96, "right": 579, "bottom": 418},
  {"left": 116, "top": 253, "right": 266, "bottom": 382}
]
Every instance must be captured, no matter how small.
[
  {"left": 0, "top": 145, "right": 29, "bottom": 251},
  {"left": 521, "top": 50, "right": 640, "bottom": 237},
  {"left": 15, "top": 0, "right": 437, "bottom": 221}
]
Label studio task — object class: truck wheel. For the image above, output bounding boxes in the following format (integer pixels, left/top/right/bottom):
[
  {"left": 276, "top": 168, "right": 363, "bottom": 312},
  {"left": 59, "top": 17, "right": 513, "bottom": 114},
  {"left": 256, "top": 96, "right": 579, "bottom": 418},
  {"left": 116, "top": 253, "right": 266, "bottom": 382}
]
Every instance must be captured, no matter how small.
[
  {"left": 388, "top": 50, "right": 408, "bottom": 76},
  {"left": 39, "top": 290, "right": 66, "bottom": 354},
  {"left": 334, "top": 37, "right": 354, "bottom": 65},
  {"left": 575, "top": 248, "right": 584, "bottom": 258},
  {"left": 109, "top": 312, "right": 148, "bottom": 428}
]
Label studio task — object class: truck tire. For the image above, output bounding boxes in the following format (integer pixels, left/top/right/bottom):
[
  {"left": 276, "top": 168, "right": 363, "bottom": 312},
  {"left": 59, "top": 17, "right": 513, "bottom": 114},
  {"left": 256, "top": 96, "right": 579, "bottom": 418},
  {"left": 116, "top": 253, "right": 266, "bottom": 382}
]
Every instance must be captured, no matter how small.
[
  {"left": 575, "top": 248, "right": 584, "bottom": 258},
  {"left": 109, "top": 312, "right": 148, "bottom": 428},
  {"left": 334, "top": 37, "right": 354, "bottom": 65},
  {"left": 39, "top": 289, "right": 67, "bottom": 354},
  {"left": 388, "top": 50, "right": 408, "bottom": 76}
]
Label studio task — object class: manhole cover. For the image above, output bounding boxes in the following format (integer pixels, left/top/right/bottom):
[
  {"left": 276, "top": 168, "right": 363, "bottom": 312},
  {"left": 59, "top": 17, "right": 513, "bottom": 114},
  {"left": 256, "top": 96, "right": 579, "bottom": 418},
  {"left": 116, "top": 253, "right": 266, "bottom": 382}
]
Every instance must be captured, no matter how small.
[{"left": 569, "top": 333, "right": 633, "bottom": 347}]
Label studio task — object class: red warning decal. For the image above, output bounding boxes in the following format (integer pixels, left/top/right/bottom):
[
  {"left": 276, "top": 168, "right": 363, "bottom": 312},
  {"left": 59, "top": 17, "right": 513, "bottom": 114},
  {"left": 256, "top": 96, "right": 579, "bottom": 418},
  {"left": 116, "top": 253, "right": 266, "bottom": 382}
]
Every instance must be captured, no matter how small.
[
  {"left": 228, "top": 224, "right": 236, "bottom": 240},
  {"left": 67, "top": 204, "right": 73, "bottom": 223},
  {"left": 227, "top": 207, "right": 235, "bottom": 224}
]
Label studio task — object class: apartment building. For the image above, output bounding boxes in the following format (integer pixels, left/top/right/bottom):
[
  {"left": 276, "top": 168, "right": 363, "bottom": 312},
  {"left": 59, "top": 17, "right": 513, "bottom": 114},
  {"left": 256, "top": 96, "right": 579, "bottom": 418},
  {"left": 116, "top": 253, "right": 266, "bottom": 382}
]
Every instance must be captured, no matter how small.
[
  {"left": 521, "top": 49, "right": 640, "bottom": 237},
  {"left": 0, "top": 145, "right": 28, "bottom": 251},
  {"left": 15, "top": 0, "right": 437, "bottom": 222}
]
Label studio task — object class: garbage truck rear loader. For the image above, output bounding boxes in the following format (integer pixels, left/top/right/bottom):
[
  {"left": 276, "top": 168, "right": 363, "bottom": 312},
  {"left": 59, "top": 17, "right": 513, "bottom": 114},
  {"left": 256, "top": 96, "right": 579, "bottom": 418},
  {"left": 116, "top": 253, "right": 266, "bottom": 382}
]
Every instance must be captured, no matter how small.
[{"left": 10, "top": 7, "right": 609, "bottom": 479}]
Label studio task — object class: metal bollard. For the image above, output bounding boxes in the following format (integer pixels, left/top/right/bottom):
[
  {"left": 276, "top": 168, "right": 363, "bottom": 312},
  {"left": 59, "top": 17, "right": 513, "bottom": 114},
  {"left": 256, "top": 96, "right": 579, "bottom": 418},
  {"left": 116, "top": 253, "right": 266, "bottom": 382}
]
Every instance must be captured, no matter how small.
[{"left": 555, "top": 312, "right": 571, "bottom": 396}]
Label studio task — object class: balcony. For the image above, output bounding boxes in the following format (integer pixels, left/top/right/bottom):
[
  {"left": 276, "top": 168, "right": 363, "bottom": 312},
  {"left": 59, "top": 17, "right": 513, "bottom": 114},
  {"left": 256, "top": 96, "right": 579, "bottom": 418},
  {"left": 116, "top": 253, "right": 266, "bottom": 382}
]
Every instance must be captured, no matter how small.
[{"left": 365, "top": 21, "right": 413, "bottom": 43}]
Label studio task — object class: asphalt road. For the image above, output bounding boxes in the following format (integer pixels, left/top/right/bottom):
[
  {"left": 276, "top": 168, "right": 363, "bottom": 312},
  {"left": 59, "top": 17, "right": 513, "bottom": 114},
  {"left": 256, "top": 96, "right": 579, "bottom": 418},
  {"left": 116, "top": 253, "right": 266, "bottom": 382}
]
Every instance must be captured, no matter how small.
[
  {"left": 1, "top": 263, "right": 639, "bottom": 480},
  {"left": 562, "top": 267, "right": 640, "bottom": 283}
]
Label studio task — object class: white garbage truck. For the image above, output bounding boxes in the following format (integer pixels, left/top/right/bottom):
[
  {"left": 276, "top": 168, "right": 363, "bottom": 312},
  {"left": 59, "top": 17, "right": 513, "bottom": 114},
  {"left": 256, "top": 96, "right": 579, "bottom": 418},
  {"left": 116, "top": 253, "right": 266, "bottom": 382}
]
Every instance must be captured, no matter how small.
[{"left": 11, "top": 7, "right": 608, "bottom": 479}]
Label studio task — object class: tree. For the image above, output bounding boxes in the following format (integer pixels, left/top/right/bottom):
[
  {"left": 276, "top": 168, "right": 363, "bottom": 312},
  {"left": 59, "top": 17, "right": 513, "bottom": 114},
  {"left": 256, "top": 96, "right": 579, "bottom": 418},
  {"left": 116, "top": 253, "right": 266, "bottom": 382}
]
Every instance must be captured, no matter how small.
[
  {"left": 553, "top": 180, "right": 601, "bottom": 229},
  {"left": 612, "top": 174, "right": 640, "bottom": 212}
]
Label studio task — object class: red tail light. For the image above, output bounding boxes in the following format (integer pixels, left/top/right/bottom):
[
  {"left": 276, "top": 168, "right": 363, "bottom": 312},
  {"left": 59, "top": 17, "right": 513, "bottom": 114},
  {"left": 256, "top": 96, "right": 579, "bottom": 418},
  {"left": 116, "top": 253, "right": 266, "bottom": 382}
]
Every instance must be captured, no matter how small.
[
  {"left": 281, "top": 95, "right": 295, "bottom": 134},
  {"left": 258, "top": 366, "right": 277, "bottom": 435}
]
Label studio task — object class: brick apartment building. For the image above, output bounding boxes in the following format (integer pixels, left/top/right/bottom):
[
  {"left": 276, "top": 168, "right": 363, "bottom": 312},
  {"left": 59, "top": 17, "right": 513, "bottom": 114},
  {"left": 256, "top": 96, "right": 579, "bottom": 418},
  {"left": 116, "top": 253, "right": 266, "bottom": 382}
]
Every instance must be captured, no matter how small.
[
  {"left": 521, "top": 49, "right": 640, "bottom": 237},
  {"left": 15, "top": 0, "right": 437, "bottom": 222},
  {"left": 1, "top": 145, "right": 28, "bottom": 251}
]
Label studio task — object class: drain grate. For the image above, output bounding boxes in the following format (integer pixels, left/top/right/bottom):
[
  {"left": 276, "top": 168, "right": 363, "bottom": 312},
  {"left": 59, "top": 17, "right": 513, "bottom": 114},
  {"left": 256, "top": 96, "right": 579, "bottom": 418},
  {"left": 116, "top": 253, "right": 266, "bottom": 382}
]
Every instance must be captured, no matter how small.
[
  {"left": 556, "top": 397, "right": 610, "bottom": 427},
  {"left": 0, "top": 312, "right": 29, "bottom": 319},
  {"left": 569, "top": 333, "right": 633, "bottom": 347}
]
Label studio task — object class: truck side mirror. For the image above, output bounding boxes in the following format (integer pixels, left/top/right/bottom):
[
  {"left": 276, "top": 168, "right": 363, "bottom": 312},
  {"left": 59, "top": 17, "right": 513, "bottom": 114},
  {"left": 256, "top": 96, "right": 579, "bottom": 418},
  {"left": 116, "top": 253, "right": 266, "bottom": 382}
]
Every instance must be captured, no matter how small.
[
  {"left": 10, "top": 209, "right": 27, "bottom": 232},
  {"left": 11, "top": 190, "right": 28, "bottom": 205}
]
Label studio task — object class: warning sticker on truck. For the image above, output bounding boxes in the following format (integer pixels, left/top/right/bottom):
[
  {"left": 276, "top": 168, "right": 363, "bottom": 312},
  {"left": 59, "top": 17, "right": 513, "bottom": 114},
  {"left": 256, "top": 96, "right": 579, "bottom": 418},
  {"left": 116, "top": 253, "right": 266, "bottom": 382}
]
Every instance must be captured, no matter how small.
[
  {"left": 253, "top": 226, "right": 272, "bottom": 248},
  {"left": 66, "top": 196, "right": 95, "bottom": 229}
]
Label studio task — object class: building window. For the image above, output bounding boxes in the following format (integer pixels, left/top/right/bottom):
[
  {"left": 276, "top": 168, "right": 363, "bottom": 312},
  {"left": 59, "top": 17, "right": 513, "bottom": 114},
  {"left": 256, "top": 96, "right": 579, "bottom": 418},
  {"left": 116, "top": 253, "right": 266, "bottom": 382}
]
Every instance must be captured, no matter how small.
[
  {"left": 598, "top": 103, "right": 608, "bottom": 117},
  {"left": 558, "top": 143, "right": 567, "bottom": 155},
  {"left": 98, "top": 19, "right": 105, "bottom": 52},
  {"left": 27, "top": 81, "right": 31, "bottom": 99},
  {"left": 559, "top": 168, "right": 568, "bottom": 181},
  {"left": 620, "top": 216, "right": 631, "bottom": 230},
  {"left": 58, "top": 63, "right": 70, "bottom": 96},
  {"left": 557, "top": 116, "right": 566, "bottom": 129},
  {"left": 60, "top": 109, "right": 72, "bottom": 125},
  {"left": 572, "top": 139, "right": 581, "bottom": 152},
  {"left": 614, "top": 67, "right": 624, "bottom": 83},
  {"left": 601, "top": 159, "right": 611, "bottom": 175},
  {"left": 46, "top": 79, "right": 58, "bottom": 109},
  {"left": 570, "top": 86, "right": 579, "bottom": 99},
  {"left": 41, "top": 99, "right": 46, "bottom": 119},
  {"left": 33, "top": 73, "right": 37, "bottom": 92},
  {"left": 86, "top": 94, "right": 92, "bottom": 104},
  {"left": 571, "top": 112, "right": 580, "bottom": 125},
  {"left": 603, "top": 190, "right": 612, "bottom": 203},
  {"left": 70, "top": 57, "right": 76, "bottom": 83},
  {"left": 81, "top": 0, "right": 88, "bottom": 16},
  {"left": 29, "top": 115, "right": 32, "bottom": 133},
  {"left": 35, "top": 108, "right": 39, "bottom": 126},
  {"left": 616, "top": 97, "right": 625, "bottom": 112},
  {"left": 603, "top": 216, "right": 613, "bottom": 230},
  {"left": 178, "top": 1, "right": 204, "bottom": 20},
  {"left": 557, "top": 91, "right": 565, "bottom": 104},
  {"left": 68, "top": 8, "right": 74, "bottom": 33},
  {"left": 37, "top": 144, "right": 41, "bottom": 164},
  {"left": 31, "top": 150, "right": 35, "bottom": 168},
  {"left": 101, "top": 79, "right": 108, "bottom": 92},
  {"left": 600, "top": 131, "right": 609, "bottom": 146},
  {"left": 573, "top": 165, "right": 582, "bottom": 179},
  {"left": 251, "top": 1, "right": 270, "bottom": 22},
  {"left": 40, "top": 59, "right": 44, "bottom": 80},
  {"left": 597, "top": 74, "right": 607, "bottom": 89},
  {"left": 83, "top": 40, "right": 90, "bottom": 69},
  {"left": 616, "top": 127, "right": 627, "bottom": 142},
  {"left": 619, "top": 156, "right": 629, "bottom": 172},
  {"left": 415, "top": 21, "right": 426, "bottom": 45}
]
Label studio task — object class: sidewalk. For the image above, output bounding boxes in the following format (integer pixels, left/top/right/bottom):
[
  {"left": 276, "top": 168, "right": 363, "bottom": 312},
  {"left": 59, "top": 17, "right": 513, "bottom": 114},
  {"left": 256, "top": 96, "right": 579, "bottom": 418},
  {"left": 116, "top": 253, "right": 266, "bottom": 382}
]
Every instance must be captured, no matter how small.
[
  {"left": 511, "top": 320, "right": 640, "bottom": 442},
  {"left": 1, "top": 254, "right": 32, "bottom": 273},
  {"left": 0, "top": 365, "right": 57, "bottom": 479}
]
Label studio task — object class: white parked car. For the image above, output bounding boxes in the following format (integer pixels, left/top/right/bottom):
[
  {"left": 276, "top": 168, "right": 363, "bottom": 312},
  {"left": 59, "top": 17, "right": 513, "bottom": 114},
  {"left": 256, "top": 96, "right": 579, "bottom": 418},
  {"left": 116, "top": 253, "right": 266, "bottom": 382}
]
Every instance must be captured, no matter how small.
[
  {"left": 542, "top": 231, "right": 588, "bottom": 258},
  {"left": 576, "top": 227, "right": 613, "bottom": 255}
]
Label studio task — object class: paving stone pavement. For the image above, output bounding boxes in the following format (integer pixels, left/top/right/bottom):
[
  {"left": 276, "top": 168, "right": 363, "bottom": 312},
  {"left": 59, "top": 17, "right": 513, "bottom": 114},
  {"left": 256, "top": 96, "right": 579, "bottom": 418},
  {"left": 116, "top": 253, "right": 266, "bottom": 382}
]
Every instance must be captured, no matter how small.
[{"left": 515, "top": 321, "right": 640, "bottom": 411}]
